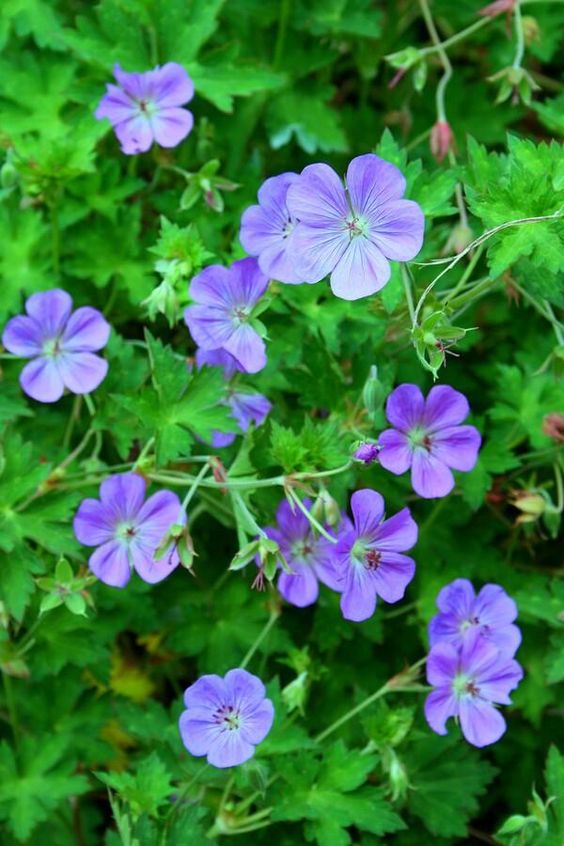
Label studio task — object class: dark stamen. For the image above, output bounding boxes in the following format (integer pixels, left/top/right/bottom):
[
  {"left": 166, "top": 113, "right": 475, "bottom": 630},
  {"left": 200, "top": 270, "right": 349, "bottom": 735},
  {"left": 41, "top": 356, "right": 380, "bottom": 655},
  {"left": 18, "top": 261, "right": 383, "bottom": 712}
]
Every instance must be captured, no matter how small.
[{"left": 365, "top": 549, "right": 381, "bottom": 570}]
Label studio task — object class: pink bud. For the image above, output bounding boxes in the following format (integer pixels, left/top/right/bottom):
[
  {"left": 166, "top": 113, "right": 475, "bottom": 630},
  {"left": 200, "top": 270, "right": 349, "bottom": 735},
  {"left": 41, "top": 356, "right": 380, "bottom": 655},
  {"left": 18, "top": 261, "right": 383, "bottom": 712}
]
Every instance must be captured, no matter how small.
[
  {"left": 430, "top": 121, "right": 453, "bottom": 163},
  {"left": 478, "top": 0, "right": 515, "bottom": 17}
]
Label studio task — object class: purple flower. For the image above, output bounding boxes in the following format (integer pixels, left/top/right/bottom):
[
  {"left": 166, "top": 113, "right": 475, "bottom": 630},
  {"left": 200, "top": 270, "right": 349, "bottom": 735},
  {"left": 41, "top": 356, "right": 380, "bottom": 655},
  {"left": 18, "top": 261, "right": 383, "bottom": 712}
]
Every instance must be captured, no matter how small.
[
  {"left": 95, "top": 62, "right": 194, "bottom": 155},
  {"left": 378, "top": 384, "right": 481, "bottom": 499},
  {"left": 429, "top": 579, "right": 521, "bottom": 657},
  {"left": 2, "top": 289, "right": 110, "bottom": 403},
  {"left": 239, "top": 173, "right": 304, "bottom": 284},
  {"left": 424, "top": 632, "right": 523, "bottom": 748},
  {"left": 195, "top": 347, "right": 272, "bottom": 448},
  {"left": 264, "top": 499, "right": 342, "bottom": 607},
  {"left": 353, "top": 441, "right": 381, "bottom": 465},
  {"left": 73, "top": 473, "right": 184, "bottom": 588},
  {"left": 179, "top": 668, "right": 274, "bottom": 768},
  {"left": 285, "top": 154, "right": 424, "bottom": 300},
  {"left": 333, "top": 489, "right": 418, "bottom": 622},
  {"left": 184, "top": 258, "right": 269, "bottom": 374}
]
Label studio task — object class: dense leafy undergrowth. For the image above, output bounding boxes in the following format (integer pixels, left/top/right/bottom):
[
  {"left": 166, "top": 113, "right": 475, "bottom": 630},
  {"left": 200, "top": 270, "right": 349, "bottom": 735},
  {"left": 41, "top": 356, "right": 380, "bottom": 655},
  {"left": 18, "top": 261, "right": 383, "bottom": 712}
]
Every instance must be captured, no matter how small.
[{"left": 0, "top": 1, "right": 563, "bottom": 844}]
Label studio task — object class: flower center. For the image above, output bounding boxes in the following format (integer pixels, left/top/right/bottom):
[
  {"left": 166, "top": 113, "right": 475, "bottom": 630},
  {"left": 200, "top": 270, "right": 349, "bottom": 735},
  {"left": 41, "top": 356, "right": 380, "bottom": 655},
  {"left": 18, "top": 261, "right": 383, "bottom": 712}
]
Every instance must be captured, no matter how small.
[
  {"left": 232, "top": 305, "right": 250, "bottom": 324},
  {"left": 282, "top": 218, "right": 295, "bottom": 238},
  {"left": 213, "top": 704, "right": 241, "bottom": 731},
  {"left": 42, "top": 336, "right": 63, "bottom": 358},
  {"left": 453, "top": 673, "right": 480, "bottom": 699},
  {"left": 116, "top": 522, "right": 138, "bottom": 542},
  {"left": 408, "top": 426, "right": 432, "bottom": 451},
  {"left": 344, "top": 214, "right": 369, "bottom": 239},
  {"left": 136, "top": 98, "right": 155, "bottom": 116},
  {"left": 351, "top": 539, "right": 381, "bottom": 571},
  {"left": 460, "top": 616, "right": 480, "bottom": 633},
  {"left": 291, "top": 538, "right": 314, "bottom": 562},
  {"left": 364, "top": 549, "right": 382, "bottom": 570}
]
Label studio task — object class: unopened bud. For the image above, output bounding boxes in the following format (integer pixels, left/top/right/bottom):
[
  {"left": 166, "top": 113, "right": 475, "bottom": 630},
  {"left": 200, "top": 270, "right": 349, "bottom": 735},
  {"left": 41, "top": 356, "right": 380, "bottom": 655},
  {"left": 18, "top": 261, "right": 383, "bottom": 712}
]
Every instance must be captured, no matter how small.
[
  {"left": 430, "top": 120, "right": 453, "bottom": 163},
  {"left": 142, "top": 278, "right": 179, "bottom": 327},
  {"left": 542, "top": 413, "right": 564, "bottom": 444},
  {"left": 387, "top": 750, "right": 410, "bottom": 802},
  {"left": 281, "top": 671, "right": 308, "bottom": 715},
  {"left": 362, "top": 365, "right": 385, "bottom": 418},
  {"left": 353, "top": 441, "right": 381, "bottom": 465},
  {"left": 478, "top": 0, "right": 515, "bottom": 17},
  {"left": 443, "top": 223, "right": 473, "bottom": 256},
  {"left": 311, "top": 489, "right": 341, "bottom": 528},
  {"left": 522, "top": 15, "right": 540, "bottom": 46},
  {"left": 508, "top": 489, "right": 546, "bottom": 523}
]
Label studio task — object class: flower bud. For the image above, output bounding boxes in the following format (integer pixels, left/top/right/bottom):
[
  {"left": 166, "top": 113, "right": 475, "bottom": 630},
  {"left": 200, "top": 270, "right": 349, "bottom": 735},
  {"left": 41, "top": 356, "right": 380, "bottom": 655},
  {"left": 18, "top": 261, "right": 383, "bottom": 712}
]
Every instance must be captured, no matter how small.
[
  {"left": 311, "top": 489, "right": 341, "bottom": 528},
  {"left": 430, "top": 120, "right": 453, "bottom": 163},
  {"left": 478, "top": 0, "right": 515, "bottom": 16},
  {"left": 362, "top": 365, "right": 385, "bottom": 419},
  {"left": 353, "top": 441, "right": 380, "bottom": 465},
  {"left": 385, "top": 749, "right": 410, "bottom": 802},
  {"left": 142, "top": 278, "right": 179, "bottom": 327},
  {"left": 443, "top": 223, "right": 473, "bottom": 256},
  {"left": 508, "top": 489, "right": 547, "bottom": 523},
  {"left": 522, "top": 15, "right": 540, "bottom": 46},
  {"left": 281, "top": 671, "right": 308, "bottom": 715},
  {"left": 542, "top": 413, "right": 564, "bottom": 444}
]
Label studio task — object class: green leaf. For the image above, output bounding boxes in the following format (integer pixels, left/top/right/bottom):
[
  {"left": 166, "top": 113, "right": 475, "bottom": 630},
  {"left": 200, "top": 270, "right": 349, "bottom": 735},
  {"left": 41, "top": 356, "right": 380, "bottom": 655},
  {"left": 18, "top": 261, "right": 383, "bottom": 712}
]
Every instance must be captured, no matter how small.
[
  {"left": 96, "top": 752, "right": 173, "bottom": 819},
  {"left": 266, "top": 85, "right": 348, "bottom": 154}
]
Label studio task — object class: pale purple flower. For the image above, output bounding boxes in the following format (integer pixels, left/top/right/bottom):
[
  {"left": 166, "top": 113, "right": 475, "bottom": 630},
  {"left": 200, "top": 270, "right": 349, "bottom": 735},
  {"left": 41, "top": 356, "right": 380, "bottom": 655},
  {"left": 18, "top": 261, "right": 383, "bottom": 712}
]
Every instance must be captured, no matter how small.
[
  {"left": 264, "top": 499, "right": 342, "bottom": 607},
  {"left": 184, "top": 258, "right": 268, "bottom": 374},
  {"left": 2, "top": 289, "right": 110, "bottom": 403},
  {"left": 95, "top": 62, "right": 194, "bottom": 155},
  {"left": 195, "top": 348, "right": 271, "bottom": 448},
  {"left": 429, "top": 579, "right": 521, "bottom": 657},
  {"left": 333, "top": 489, "right": 418, "bottom": 622},
  {"left": 73, "top": 473, "right": 184, "bottom": 588},
  {"left": 378, "top": 384, "right": 481, "bottom": 499},
  {"left": 239, "top": 173, "right": 303, "bottom": 284},
  {"left": 285, "top": 154, "right": 424, "bottom": 300},
  {"left": 179, "top": 668, "right": 274, "bottom": 768},
  {"left": 424, "top": 632, "right": 523, "bottom": 748},
  {"left": 353, "top": 441, "right": 381, "bottom": 464}
]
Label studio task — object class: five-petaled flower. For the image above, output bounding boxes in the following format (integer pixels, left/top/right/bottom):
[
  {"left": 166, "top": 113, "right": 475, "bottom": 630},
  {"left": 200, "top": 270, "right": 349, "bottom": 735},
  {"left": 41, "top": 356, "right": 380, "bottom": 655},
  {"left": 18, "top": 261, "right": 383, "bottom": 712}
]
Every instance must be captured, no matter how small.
[
  {"left": 73, "top": 473, "right": 184, "bottom": 588},
  {"left": 378, "top": 384, "right": 481, "bottom": 499},
  {"left": 2, "top": 289, "right": 110, "bottom": 403},
  {"left": 263, "top": 499, "right": 341, "bottom": 607},
  {"left": 95, "top": 62, "right": 194, "bottom": 155},
  {"left": 239, "top": 172, "right": 302, "bottom": 284},
  {"left": 424, "top": 632, "right": 523, "bottom": 747},
  {"left": 333, "top": 489, "right": 418, "bottom": 622},
  {"left": 285, "top": 153, "right": 424, "bottom": 300},
  {"left": 429, "top": 579, "right": 521, "bottom": 657},
  {"left": 179, "top": 668, "right": 274, "bottom": 768},
  {"left": 184, "top": 258, "right": 269, "bottom": 374}
]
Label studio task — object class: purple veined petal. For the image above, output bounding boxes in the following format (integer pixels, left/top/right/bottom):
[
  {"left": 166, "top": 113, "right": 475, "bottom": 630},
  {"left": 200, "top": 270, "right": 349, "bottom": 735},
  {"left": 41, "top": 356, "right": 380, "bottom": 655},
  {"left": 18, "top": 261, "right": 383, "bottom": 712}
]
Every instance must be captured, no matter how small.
[
  {"left": 313, "top": 552, "right": 343, "bottom": 593},
  {"left": 151, "top": 107, "right": 193, "bottom": 148},
  {"left": 436, "top": 578, "right": 475, "bottom": 615},
  {"left": 184, "top": 673, "right": 227, "bottom": 710},
  {"left": 287, "top": 162, "right": 348, "bottom": 226},
  {"left": 73, "top": 498, "right": 115, "bottom": 546},
  {"left": 330, "top": 237, "right": 391, "bottom": 301},
  {"left": 2, "top": 315, "right": 43, "bottom": 357},
  {"left": 372, "top": 552, "right": 416, "bottom": 603},
  {"left": 431, "top": 425, "right": 481, "bottom": 472},
  {"left": 411, "top": 450, "right": 454, "bottom": 498},
  {"left": 189, "top": 265, "right": 235, "bottom": 309},
  {"left": 278, "top": 563, "right": 320, "bottom": 607},
  {"left": 428, "top": 614, "right": 460, "bottom": 647},
  {"left": 474, "top": 584, "right": 518, "bottom": 627},
  {"left": 231, "top": 257, "right": 269, "bottom": 307},
  {"left": 483, "top": 624, "right": 522, "bottom": 657},
  {"left": 178, "top": 712, "right": 218, "bottom": 757},
  {"left": 26, "top": 289, "right": 72, "bottom": 336},
  {"left": 459, "top": 631, "right": 502, "bottom": 679},
  {"left": 184, "top": 304, "right": 236, "bottom": 350},
  {"left": 196, "top": 347, "right": 242, "bottom": 378},
  {"left": 229, "top": 392, "right": 272, "bottom": 432},
  {"left": 210, "top": 430, "right": 237, "bottom": 448},
  {"left": 424, "top": 688, "right": 458, "bottom": 735},
  {"left": 458, "top": 697, "right": 506, "bottom": 747},
  {"left": 136, "top": 490, "right": 183, "bottom": 543},
  {"left": 385, "top": 384, "right": 425, "bottom": 432},
  {"left": 99, "top": 473, "right": 146, "bottom": 522},
  {"left": 20, "top": 357, "right": 65, "bottom": 403},
  {"left": 206, "top": 728, "right": 255, "bottom": 768},
  {"left": 224, "top": 668, "right": 267, "bottom": 709},
  {"left": 223, "top": 324, "right": 266, "bottom": 374},
  {"left": 88, "top": 539, "right": 132, "bottom": 588},
  {"left": 150, "top": 62, "right": 194, "bottom": 106},
  {"left": 257, "top": 235, "right": 304, "bottom": 285},
  {"left": 114, "top": 114, "right": 154, "bottom": 155},
  {"left": 375, "top": 507, "right": 418, "bottom": 552},
  {"left": 340, "top": 566, "right": 377, "bottom": 622},
  {"left": 61, "top": 307, "right": 111, "bottom": 352},
  {"left": 426, "top": 641, "right": 459, "bottom": 687},
  {"left": 95, "top": 84, "right": 136, "bottom": 124},
  {"left": 275, "top": 498, "right": 310, "bottom": 541},
  {"left": 423, "top": 385, "right": 470, "bottom": 431},
  {"left": 290, "top": 223, "right": 349, "bottom": 285},
  {"left": 131, "top": 539, "right": 180, "bottom": 584},
  {"left": 345, "top": 154, "right": 407, "bottom": 218},
  {"left": 377, "top": 429, "right": 413, "bottom": 475},
  {"left": 240, "top": 204, "right": 278, "bottom": 255},
  {"left": 240, "top": 699, "right": 275, "bottom": 745},
  {"left": 257, "top": 171, "right": 299, "bottom": 212},
  {"left": 113, "top": 64, "right": 148, "bottom": 100},
  {"left": 58, "top": 352, "right": 108, "bottom": 395},
  {"left": 476, "top": 658, "right": 524, "bottom": 704},
  {"left": 350, "top": 489, "right": 385, "bottom": 540},
  {"left": 368, "top": 199, "right": 425, "bottom": 262}
]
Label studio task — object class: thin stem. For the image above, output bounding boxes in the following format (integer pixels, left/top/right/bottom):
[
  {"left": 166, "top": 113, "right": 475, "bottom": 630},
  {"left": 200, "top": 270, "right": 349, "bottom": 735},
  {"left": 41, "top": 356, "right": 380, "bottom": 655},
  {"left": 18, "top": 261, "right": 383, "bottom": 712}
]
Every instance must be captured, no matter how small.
[
  {"left": 50, "top": 199, "right": 60, "bottom": 277},
  {"left": 418, "top": 0, "right": 452, "bottom": 122},
  {"left": 401, "top": 265, "right": 416, "bottom": 323},
  {"left": 181, "top": 462, "right": 210, "bottom": 511},
  {"left": 240, "top": 611, "right": 280, "bottom": 670},
  {"left": 272, "top": 0, "right": 292, "bottom": 70},
  {"left": 448, "top": 276, "right": 494, "bottom": 310},
  {"left": 512, "top": 0, "right": 525, "bottom": 70},
  {"left": 441, "top": 244, "right": 485, "bottom": 304},
  {"left": 135, "top": 436, "right": 155, "bottom": 467},
  {"left": 542, "top": 300, "right": 564, "bottom": 346},
  {"left": 231, "top": 491, "right": 268, "bottom": 538},
  {"left": 286, "top": 488, "right": 337, "bottom": 543},
  {"left": 58, "top": 428, "right": 96, "bottom": 473},
  {"left": 511, "top": 283, "right": 564, "bottom": 345},
  {"left": 554, "top": 462, "right": 563, "bottom": 514},
  {"left": 83, "top": 394, "right": 96, "bottom": 416},
  {"left": 418, "top": 16, "right": 491, "bottom": 59},
  {"left": 62, "top": 395, "right": 83, "bottom": 452}
]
